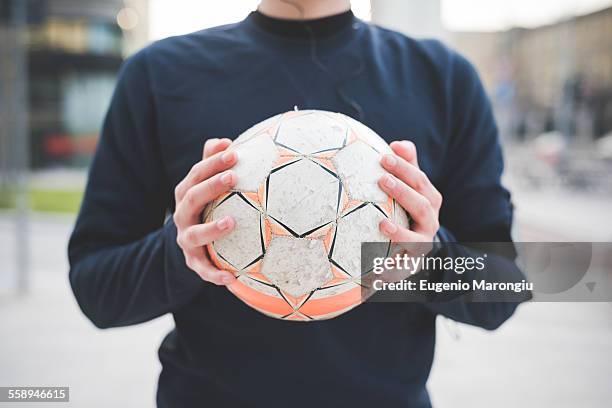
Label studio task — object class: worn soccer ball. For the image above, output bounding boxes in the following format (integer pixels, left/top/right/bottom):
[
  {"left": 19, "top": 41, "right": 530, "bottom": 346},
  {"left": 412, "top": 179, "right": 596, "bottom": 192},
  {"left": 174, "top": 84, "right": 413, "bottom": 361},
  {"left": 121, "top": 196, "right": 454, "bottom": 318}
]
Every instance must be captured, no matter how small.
[{"left": 204, "top": 110, "right": 409, "bottom": 321}]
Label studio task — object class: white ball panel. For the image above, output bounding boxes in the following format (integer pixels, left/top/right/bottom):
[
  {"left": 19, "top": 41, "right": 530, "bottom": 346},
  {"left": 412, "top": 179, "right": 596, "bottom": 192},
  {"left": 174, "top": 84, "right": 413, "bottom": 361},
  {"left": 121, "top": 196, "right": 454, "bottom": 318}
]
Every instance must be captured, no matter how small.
[
  {"left": 276, "top": 112, "right": 347, "bottom": 154},
  {"left": 212, "top": 194, "right": 262, "bottom": 270},
  {"left": 310, "top": 281, "right": 358, "bottom": 299},
  {"left": 267, "top": 159, "right": 339, "bottom": 235},
  {"left": 231, "top": 134, "right": 278, "bottom": 192},
  {"left": 261, "top": 237, "right": 332, "bottom": 297},
  {"left": 337, "top": 113, "right": 392, "bottom": 154},
  {"left": 333, "top": 140, "right": 387, "bottom": 203},
  {"left": 238, "top": 275, "right": 281, "bottom": 298},
  {"left": 233, "top": 114, "right": 282, "bottom": 146},
  {"left": 332, "top": 204, "right": 388, "bottom": 278}
]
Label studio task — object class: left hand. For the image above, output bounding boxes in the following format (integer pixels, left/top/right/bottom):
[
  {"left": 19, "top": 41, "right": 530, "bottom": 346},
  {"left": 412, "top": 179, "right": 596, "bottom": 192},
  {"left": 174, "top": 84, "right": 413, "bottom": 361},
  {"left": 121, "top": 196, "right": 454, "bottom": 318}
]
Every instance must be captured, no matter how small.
[{"left": 378, "top": 140, "right": 442, "bottom": 243}]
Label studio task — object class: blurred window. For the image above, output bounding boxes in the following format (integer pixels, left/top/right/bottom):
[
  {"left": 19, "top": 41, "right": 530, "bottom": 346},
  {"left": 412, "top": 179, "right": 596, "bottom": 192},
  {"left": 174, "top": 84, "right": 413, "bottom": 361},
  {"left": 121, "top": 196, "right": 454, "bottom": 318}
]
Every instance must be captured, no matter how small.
[{"left": 61, "top": 72, "right": 115, "bottom": 136}]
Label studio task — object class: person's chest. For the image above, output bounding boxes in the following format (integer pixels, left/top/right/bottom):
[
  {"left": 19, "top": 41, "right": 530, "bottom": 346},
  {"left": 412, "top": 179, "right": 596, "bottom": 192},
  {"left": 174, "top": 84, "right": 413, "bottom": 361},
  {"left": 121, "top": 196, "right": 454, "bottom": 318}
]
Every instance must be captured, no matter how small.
[{"left": 150, "top": 51, "right": 448, "bottom": 193}]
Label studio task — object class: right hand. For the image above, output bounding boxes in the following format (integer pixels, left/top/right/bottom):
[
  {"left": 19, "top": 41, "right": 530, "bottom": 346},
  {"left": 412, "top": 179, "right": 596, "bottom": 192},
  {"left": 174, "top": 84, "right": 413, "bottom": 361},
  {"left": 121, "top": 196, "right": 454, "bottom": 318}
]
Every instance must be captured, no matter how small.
[{"left": 173, "top": 138, "right": 238, "bottom": 285}]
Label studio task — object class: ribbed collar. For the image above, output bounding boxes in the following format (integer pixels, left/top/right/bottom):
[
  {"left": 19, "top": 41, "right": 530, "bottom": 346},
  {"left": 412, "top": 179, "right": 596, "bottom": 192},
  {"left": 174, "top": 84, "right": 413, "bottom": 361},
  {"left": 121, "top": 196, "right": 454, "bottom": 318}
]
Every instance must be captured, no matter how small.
[
  {"left": 248, "top": 9, "right": 356, "bottom": 39},
  {"left": 241, "top": 9, "right": 364, "bottom": 57}
]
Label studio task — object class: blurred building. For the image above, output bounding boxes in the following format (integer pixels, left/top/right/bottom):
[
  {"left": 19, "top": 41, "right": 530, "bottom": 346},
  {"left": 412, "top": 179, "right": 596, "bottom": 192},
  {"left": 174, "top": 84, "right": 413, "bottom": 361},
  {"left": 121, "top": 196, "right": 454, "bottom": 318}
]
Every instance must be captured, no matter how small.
[
  {"left": 452, "top": 6, "right": 612, "bottom": 142},
  {"left": 0, "top": 0, "right": 150, "bottom": 170}
]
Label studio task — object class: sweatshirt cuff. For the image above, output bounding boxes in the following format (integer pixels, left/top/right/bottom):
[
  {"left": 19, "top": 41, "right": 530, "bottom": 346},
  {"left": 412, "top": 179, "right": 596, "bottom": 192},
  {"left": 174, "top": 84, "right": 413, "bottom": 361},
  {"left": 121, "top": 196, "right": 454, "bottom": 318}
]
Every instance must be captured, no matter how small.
[
  {"left": 435, "top": 225, "right": 456, "bottom": 243},
  {"left": 163, "top": 218, "right": 207, "bottom": 303}
]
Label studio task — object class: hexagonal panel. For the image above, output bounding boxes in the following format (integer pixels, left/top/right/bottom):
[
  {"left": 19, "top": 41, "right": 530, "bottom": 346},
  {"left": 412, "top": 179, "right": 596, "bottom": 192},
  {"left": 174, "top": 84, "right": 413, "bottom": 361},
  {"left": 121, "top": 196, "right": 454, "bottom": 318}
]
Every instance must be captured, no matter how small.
[
  {"left": 211, "top": 194, "right": 263, "bottom": 270},
  {"left": 261, "top": 236, "right": 332, "bottom": 297},
  {"left": 237, "top": 275, "right": 281, "bottom": 298},
  {"left": 333, "top": 140, "right": 387, "bottom": 203},
  {"left": 310, "top": 281, "right": 359, "bottom": 299},
  {"left": 276, "top": 111, "right": 347, "bottom": 154},
  {"left": 338, "top": 113, "right": 392, "bottom": 155},
  {"left": 331, "top": 204, "right": 388, "bottom": 277},
  {"left": 231, "top": 134, "right": 278, "bottom": 192},
  {"left": 266, "top": 159, "right": 339, "bottom": 236},
  {"left": 233, "top": 114, "right": 282, "bottom": 146}
]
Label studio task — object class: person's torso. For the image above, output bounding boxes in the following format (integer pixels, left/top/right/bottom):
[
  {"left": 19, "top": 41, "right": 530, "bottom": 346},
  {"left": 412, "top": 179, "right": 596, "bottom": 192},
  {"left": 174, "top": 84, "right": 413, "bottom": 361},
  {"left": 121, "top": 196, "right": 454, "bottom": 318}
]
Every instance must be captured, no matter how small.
[{"left": 147, "top": 16, "right": 455, "bottom": 407}]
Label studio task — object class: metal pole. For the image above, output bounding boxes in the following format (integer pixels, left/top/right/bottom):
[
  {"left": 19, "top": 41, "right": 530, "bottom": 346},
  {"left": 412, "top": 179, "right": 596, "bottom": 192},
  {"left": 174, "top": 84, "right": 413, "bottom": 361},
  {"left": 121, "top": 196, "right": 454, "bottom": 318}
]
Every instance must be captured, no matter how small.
[{"left": 10, "top": 0, "right": 30, "bottom": 294}]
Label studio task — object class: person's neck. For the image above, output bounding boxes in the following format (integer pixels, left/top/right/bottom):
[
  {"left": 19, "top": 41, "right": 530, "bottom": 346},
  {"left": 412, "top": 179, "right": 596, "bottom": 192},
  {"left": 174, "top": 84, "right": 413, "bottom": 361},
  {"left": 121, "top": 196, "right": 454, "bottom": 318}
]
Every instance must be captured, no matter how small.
[{"left": 258, "top": 0, "right": 351, "bottom": 20}]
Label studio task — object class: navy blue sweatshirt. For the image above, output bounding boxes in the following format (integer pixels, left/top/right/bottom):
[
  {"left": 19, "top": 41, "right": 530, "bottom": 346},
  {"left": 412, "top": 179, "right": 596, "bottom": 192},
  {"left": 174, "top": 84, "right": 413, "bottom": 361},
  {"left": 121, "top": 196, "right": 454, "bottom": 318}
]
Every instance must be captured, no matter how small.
[{"left": 69, "top": 10, "right": 525, "bottom": 408}]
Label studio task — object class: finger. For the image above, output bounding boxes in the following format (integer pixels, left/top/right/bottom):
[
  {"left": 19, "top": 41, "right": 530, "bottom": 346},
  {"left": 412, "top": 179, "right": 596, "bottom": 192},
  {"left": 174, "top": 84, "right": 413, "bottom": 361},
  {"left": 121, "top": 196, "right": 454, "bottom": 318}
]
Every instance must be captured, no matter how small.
[
  {"left": 390, "top": 141, "right": 418, "bottom": 167},
  {"left": 203, "top": 138, "right": 218, "bottom": 157},
  {"left": 175, "top": 170, "right": 236, "bottom": 227},
  {"left": 179, "top": 217, "right": 235, "bottom": 249},
  {"left": 185, "top": 251, "right": 236, "bottom": 285},
  {"left": 379, "top": 174, "right": 439, "bottom": 235},
  {"left": 379, "top": 218, "right": 421, "bottom": 242},
  {"left": 381, "top": 154, "right": 442, "bottom": 209},
  {"left": 204, "top": 138, "right": 232, "bottom": 159},
  {"left": 175, "top": 150, "right": 237, "bottom": 203}
]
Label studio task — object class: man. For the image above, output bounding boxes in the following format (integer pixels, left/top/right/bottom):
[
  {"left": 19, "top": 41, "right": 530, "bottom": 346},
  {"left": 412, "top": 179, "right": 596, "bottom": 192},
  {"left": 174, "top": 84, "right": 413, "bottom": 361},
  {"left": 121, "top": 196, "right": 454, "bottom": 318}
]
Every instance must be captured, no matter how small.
[{"left": 69, "top": 0, "right": 526, "bottom": 406}]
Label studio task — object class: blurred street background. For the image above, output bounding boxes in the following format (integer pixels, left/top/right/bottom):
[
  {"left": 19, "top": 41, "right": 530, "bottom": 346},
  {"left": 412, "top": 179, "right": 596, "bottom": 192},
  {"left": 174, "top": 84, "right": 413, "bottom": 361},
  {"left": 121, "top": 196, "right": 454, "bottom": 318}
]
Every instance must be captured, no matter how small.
[{"left": 1, "top": 0, "right": 611, "bottom": 407}]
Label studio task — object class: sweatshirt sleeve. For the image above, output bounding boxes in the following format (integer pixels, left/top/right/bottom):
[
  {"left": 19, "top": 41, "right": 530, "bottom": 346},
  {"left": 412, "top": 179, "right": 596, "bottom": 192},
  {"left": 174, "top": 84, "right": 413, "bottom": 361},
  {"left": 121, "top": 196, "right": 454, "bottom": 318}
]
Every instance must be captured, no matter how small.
[
  {"left": 422, "top": 227, "right": 530, "bottom": 330},
  {"left": 68, "top": 50, "right": 205, "bottom": 329},
  {"left": 421, "top": 48, "right": 529, "bottom": 330}
]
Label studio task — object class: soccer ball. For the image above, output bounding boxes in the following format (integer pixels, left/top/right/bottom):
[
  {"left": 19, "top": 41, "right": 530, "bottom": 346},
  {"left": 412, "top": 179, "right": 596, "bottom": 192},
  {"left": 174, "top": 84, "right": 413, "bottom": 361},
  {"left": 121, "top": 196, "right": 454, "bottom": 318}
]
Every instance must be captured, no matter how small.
[{"left": 204, "top": 110, "right": 409, "bottom": 321}]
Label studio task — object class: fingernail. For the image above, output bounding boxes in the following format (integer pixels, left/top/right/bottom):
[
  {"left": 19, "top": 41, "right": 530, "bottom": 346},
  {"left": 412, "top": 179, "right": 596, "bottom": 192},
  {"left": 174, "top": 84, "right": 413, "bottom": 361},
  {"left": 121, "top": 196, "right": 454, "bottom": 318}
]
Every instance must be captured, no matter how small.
[
  {"left": 217, "top": 217, "right": 231, "bottom": 230},
  {"left": 221, "top": 275, "right": 235, "bottom": 284},
  {"left": 222, "top": 151, "right": 235, "bottom": 164},
  {"left": 383, "top": 220, "right": 398, "bottom": 234},
  {"left": 384, "top": 174, "right": 396, "bottom": 188},
  {"left": 221, "top": 171, "right": 234, "bottom": 185},
  {"left": 384, "top": 155, "right": 397, "bottom": 167}
]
